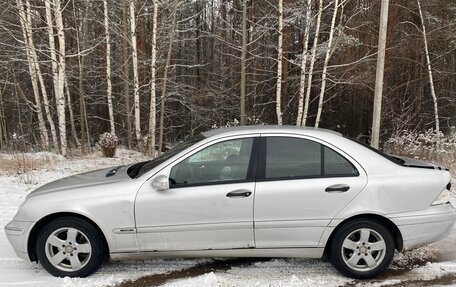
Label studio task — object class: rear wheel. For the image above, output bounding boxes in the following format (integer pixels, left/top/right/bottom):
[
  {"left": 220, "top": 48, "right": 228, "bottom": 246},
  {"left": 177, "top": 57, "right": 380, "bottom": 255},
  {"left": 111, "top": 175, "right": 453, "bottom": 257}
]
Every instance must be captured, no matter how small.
[
  {"left": 330, "top": 220, "right": 394, "bottom": 279},
  {"left": 36, "top": 217, "right": 106, "bottom": 277}
]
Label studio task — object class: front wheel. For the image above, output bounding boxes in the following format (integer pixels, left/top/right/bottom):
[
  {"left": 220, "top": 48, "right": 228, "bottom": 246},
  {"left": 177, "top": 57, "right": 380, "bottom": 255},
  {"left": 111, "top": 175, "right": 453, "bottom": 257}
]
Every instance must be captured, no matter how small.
[
  {"left": 36, "top": 217, "right": 106, "bottom": 277},
  {"left": 329, "top": 220, "right": 395, "bottom": 279}
]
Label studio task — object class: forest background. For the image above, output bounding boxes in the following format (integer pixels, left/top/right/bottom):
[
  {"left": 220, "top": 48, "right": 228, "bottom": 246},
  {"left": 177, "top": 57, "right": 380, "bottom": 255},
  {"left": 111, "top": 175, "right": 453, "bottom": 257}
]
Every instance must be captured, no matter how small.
[{"left": 0, "top": 0, "right": 454, "bottom": 157}]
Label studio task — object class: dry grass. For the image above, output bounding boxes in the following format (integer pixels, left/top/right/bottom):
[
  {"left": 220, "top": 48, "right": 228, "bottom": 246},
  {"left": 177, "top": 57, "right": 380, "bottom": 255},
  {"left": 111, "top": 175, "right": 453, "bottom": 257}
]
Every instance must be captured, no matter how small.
[
  {"left": 0, "top": 152, "right": 55, "bottom": 175},
  {"left": 384, "top": 129, "right": 456, "bottom": 178}
]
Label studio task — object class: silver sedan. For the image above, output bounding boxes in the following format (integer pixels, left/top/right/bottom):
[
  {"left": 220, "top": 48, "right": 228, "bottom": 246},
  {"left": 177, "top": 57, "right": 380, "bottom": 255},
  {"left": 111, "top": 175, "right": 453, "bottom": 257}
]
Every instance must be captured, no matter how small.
[{"left": 5, "top": 126, "right": 456, "bottom": 279}]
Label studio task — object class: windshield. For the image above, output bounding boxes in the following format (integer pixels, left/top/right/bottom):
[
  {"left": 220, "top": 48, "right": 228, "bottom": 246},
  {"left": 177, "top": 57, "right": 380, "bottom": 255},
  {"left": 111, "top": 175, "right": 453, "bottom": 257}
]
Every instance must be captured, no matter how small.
[{"left": 127, "top": 134, "right": 206, "bottom": 178}]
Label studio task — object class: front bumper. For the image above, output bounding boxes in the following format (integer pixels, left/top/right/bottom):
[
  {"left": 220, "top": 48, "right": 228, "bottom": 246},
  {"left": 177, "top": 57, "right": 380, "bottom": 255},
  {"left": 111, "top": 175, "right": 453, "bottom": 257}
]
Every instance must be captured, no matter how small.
[
  {"left": 389, "top": 202, "right": 456, "bottom": 250},
  {"left": 4, "top": 220, "right": 35, "bottom": 261}
]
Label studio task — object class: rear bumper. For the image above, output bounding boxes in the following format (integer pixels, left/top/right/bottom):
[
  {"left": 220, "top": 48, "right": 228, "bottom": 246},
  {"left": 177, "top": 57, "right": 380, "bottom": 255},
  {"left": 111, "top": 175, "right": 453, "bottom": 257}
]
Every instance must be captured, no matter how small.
[
  {"left": 389, "top": 202, "right": 456, "bottom": 250},
  {"left": 4, "top": 220, "right": 35, "bottom": 261}
]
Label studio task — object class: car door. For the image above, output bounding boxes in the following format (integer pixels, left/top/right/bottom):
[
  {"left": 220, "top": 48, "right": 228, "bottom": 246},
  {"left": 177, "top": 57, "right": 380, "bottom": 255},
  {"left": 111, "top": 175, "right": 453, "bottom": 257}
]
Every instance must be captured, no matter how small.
[
  {"left": 254, "top": 134, "right": 367, "bottom": 248},
  {"left": 135, "top": 135, "right": 259, "bottom": 251}
]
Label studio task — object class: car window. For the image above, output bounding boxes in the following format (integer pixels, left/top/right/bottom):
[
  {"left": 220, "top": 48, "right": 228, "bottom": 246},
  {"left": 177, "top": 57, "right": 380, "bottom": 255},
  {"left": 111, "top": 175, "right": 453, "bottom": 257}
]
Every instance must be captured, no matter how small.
[
  {"left": 264, "top": 137, "right": 358, "bottom": 180},
  {"left": 169, "top": 138, "right": 253, "bottom": 187},
  {"left": 265, "top": 137, "right": 321, "bottom": 179},
  {"left": 324, "top": 146, "right": 358, "bottom": 176}
]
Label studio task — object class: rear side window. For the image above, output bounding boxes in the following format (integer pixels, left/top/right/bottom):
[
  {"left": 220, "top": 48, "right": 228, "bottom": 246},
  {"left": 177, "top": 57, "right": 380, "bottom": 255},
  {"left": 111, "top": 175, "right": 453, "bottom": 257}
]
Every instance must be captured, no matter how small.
[
  {"left": 263, "top": 137, "right": 358, "bottom": 180},
  {"left": 324, "top": 146, "right": 358, "bottom": 176},
  {"left": 265, "top": 137, "right": 321, "bottom": 178}
]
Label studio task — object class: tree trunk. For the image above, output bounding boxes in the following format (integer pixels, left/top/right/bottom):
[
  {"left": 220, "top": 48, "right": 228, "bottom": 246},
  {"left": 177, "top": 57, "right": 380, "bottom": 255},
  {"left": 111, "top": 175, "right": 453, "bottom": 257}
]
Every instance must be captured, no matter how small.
[
  {"left": 302, "top": 0, "right": 323, "bottom": 126},
  {"left": 276, "top": 0, "right": 283, "bottom": 125},
  {"left": 0, "top": 85, "right": 5, "bottom": 148},
  {"left": 122, "top": 0, "right": 132, "bottom": 149},
  {"left": 251, "top": 0, "right": 258, "bottom": 117},
  {"left": 296, "top": 0, "right": 312, "bottom": 126},
  {"left": 130, "top": 0, "right": 141, "bottom": 145},
  {"left": 417, "top": 0, "right": 439, "bottom": 131},
  {"left": 220, "top": 0, "right": 227, "bottom": 86},
  {"left": 15, "top": 0, "right": 49, "bottom": 150},
  {"left": 65, "top": 78, "right": 80, "bottom": 146},
  {"left": 240, "top": 0, "right": 247, "bottom": 125},
  {"left": 54, "top": 0, "right": 67, "bottom": 156},
  {"left": 34, "top": 0, "right": 59, "bottom": 151},
  {"left": 281, "top": 0, "right": 292, "bottom": 124},
  {"left": 371, "top": 0, "right": 389, "bottom": 148},
  {"left": 315, "top": 0, "right": 339, "bottom": 128},
  {"left": 147, "top": 0, "right": 158, "bottom": 155},
  {"left": 73, "top": 0, "right": 88, "bottom": 154},
  {"left": 103, "top": 0, "right": 115, "bottom": 134},
  {"left": 158, "top": 0, "right": 179, "bottom": 155}
]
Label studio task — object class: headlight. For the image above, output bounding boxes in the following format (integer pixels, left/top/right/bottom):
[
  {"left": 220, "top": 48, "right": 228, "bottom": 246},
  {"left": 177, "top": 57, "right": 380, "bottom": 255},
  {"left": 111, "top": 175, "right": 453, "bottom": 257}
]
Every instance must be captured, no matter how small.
[{"left": 432, "top": 183, "right": 452, "bottom": 206}]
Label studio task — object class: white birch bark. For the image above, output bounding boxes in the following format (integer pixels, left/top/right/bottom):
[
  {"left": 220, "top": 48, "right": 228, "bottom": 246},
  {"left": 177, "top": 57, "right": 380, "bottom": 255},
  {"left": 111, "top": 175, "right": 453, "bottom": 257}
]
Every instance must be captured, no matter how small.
[
  {"left": 302, "top": 0, "right": 322, "bottom": 126},
  {"left": 315, "top": 0, "right": 339, "bottom": 128},
  {"left": 103, "top": 0, "right": 115, "bottom": 134},
  {"left": 130, "top": 0, "right": 141, "bottom": 144},
  {"left": 147, "top": 0, "right": 158, "bottom": 155},
  {"left": 16, "top": 0, "right": 49, "bottom": 149},
  {"left": 54, "top": 0, "right": 67, "bottom": 156},
  {"left": 417, "top": 0, "right": 439, "bottom": 131},
  {"left": 275, "top": 0, "right": 283, "bottom": 125},
  {"left": 296, "top": 0, "right": 312, "bottom": 126},
  {"left": 43, "top": 0, "right": 60, "bottom": 151}
]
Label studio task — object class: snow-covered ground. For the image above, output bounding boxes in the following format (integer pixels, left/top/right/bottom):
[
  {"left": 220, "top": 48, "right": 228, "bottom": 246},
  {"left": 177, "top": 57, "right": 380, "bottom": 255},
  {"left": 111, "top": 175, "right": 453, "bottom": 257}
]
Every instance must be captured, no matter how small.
[{"left": 0, "top": 148, "right": 455, "bottom": 287}]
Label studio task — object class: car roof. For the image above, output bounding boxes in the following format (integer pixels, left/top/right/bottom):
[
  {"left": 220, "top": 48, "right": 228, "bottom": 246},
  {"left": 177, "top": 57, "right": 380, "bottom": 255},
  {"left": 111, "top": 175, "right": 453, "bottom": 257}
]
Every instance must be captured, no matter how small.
[{"left": 202, "top": 125, "right": 342, "bottom": 138}]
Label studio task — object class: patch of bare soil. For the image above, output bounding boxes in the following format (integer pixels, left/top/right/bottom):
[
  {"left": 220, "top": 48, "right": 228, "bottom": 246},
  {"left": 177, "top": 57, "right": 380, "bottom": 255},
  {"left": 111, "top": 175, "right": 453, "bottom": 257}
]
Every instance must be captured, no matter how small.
[{"left": 114, "top": 258, "right": 267, "bottom": 287}]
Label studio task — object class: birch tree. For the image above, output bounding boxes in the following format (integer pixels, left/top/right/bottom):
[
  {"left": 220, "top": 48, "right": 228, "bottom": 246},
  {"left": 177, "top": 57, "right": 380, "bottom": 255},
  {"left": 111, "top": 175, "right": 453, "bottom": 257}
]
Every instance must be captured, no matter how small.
[
  {"left": 43, "top": 0, "right": 60, "bottom": 150},
  {"left": 158, "top": 0, "right": 179, "bottom": 155},
  {"left": 73, "top": 0, "right": 89, "bottom": 154},
  {"left": 54, "top": 0, "right": 67, "bottom": 156},
  {"left": 103, "top": 0, "right": 115, "bottom": 134},
  {"left": 275, "top": 0, "right": 283, "bottom": 125},
  {"left": 147, "top": 0, "right": 158, "bottom": 155},
  {"left": 122, "top": 0, "right": 132, "bottom": 149},
  {"left": 15, "top": 0, "right": 49, "bottom": 150},
  {"left": 315, "top": 0, "right": 340, "bottom": 127},
  {"left": 296, "top": 0, "right": 312, "bottom": 126},
  {"left": 130, "top": 0, "right": 140, "bottom": 144},
  {"left": 302, "top": 0, "right": 322, "bottom": 126},
  {"left": 417, "top": 0, "right": 439, "bottom": 131}
]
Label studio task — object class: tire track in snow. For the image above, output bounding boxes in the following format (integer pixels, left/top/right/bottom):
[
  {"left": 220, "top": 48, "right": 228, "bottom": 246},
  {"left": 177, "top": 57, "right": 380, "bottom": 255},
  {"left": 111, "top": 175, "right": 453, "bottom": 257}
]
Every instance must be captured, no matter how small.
[{"left": 114, "top": 258, "right": 266, "bottom": 287}]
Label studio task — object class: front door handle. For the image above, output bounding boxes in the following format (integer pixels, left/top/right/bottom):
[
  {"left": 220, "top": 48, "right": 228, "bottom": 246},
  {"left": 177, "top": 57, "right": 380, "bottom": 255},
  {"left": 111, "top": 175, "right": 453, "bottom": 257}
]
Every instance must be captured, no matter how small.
[
  {"left": 226, "top": 189, "right": 252, "bottom": 198},
  {"left": 325, "top": 184, "right": 350, "bottom": 193}
]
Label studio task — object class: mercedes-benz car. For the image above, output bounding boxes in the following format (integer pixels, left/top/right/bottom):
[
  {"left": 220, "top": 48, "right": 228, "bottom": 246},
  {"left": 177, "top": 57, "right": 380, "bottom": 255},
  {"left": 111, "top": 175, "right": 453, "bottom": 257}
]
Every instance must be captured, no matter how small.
[{"left": 5, "top": 126, "right": 455, "bottom": 279}]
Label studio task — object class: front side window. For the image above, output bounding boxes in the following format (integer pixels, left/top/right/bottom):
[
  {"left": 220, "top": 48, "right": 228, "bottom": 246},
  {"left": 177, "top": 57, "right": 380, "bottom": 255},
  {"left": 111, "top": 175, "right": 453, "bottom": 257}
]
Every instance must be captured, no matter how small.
[
  {"left": 264, "top": 137, "right": 358, "bottom": 180},
  {"left": 170, "top": 138, "right": 254, "bottom": 187}
]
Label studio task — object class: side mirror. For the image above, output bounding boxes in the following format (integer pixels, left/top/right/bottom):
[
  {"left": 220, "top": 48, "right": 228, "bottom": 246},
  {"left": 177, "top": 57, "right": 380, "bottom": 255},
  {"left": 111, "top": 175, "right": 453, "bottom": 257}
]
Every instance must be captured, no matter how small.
[{"left": 151, "top": 175, "right": 170, "bottom": 191}]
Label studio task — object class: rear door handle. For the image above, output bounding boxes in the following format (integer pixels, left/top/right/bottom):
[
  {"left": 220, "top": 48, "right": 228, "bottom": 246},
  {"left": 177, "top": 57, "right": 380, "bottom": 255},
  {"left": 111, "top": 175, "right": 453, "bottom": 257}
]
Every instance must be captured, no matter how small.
[
  {"left": 226, "top": 189, "right": 252, "bottom": 198},
  {"left": 325, "top": 184, "right": 350, "bottom": 193}
]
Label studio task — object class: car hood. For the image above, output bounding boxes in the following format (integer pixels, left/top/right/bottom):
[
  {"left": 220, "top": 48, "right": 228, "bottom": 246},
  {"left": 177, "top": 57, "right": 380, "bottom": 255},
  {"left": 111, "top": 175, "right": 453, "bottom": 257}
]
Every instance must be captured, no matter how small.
[
  {"left": 394, "top": 155, "right": 448, "bottom": 170},
  {"left": 28, "top": 165, "right": 132, "bottom": 197}
]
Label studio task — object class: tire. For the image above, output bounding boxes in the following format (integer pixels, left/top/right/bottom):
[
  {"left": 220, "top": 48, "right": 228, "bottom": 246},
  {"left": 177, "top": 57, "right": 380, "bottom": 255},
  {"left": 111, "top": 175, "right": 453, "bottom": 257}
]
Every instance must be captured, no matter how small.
[
  {"left": 329, "top": 219, "right": 395, "bottom": 279},
  {"left": 36, "top": 216, "right": 106, "bottom": 277}
]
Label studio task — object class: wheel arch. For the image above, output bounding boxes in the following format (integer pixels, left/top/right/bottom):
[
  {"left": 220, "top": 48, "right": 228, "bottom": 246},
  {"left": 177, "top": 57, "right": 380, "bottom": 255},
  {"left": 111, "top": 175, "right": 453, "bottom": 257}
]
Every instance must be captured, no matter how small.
[
  {"left": 27, "top": 212, "right": 109, "bottom": 262},
  {"left": 323, "top": 213, "right": 403, "bottom": 256}
]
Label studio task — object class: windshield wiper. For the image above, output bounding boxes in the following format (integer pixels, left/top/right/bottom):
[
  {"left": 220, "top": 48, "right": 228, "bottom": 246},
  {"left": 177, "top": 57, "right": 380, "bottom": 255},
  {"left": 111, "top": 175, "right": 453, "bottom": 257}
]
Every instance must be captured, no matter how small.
[{"left": 127, "top": 161, "right": 149, "bottom": 178}]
